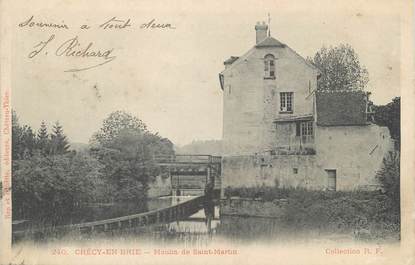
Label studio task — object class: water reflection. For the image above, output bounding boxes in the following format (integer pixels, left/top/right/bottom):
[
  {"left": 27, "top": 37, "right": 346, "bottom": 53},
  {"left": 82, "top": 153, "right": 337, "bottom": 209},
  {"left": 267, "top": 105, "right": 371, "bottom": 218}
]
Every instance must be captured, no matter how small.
[{"left": 13, "top": 196, "right": 194, "bottom": 229}]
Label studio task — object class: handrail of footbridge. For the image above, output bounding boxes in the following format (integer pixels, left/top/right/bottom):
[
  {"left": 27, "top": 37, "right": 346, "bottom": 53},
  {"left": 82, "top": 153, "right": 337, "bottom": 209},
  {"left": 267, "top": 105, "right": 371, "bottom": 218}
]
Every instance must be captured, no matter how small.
[
  {"left": 13, "top": 195, "right": 206, "bottom": 236},
  {"left": 153, "top": 154, "right": 222, "bottom": 165}
]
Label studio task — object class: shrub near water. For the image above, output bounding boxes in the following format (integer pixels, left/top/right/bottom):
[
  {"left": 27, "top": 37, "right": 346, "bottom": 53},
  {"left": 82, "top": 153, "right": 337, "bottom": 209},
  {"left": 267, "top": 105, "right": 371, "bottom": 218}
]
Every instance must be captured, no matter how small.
[{"left": 224, "top": 185, "right": 399, "bottom": 240}]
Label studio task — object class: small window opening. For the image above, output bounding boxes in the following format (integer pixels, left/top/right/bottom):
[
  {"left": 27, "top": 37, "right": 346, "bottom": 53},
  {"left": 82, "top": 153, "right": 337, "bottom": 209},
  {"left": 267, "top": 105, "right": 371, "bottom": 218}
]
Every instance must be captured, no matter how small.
[{"left": 264, "top": 54, "right": 276, "bottom": 79}]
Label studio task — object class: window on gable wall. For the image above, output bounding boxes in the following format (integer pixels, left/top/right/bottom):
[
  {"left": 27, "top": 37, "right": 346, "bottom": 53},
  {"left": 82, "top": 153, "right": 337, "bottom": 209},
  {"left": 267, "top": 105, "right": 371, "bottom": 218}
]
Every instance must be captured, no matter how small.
[
  {"left": 264, "top": 54, "right": 276, "bottom": 79},
  {"left": 280, "top": 92, "right": 293, "bottom": 112}
]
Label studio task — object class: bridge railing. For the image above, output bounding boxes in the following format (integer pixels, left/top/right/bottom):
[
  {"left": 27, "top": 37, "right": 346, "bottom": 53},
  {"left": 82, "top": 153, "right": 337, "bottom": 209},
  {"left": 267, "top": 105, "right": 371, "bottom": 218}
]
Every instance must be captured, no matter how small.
[{"left": 153, "top": 154, "right": 221, "bottom": 164}]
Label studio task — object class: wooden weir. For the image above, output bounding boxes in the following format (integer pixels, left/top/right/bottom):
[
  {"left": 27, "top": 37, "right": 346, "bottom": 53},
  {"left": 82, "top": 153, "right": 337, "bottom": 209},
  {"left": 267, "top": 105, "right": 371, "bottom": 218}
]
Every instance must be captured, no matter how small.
[{"left": 13, "top": 195, "right": 206, "bottom": 237}]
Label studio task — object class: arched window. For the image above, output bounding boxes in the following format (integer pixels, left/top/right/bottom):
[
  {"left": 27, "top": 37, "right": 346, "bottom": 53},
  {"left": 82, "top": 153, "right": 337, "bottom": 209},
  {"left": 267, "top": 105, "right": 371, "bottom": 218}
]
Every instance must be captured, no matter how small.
[{"left": 264, "top": 54, "right": 275, "bottom": 79}]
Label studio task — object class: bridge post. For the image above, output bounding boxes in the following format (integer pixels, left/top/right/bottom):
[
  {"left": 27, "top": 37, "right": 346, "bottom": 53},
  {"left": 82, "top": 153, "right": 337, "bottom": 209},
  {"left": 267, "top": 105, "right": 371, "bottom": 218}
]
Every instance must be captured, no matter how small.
[{"left": 206, "top": 166, "right": 211, "bottom": 187}]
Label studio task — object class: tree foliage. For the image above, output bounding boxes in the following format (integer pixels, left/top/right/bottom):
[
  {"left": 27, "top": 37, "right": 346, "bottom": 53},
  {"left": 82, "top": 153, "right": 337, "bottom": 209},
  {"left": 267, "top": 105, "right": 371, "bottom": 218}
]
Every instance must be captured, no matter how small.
[
  {"left": 91, "top": 110, "right": 148, "bottom": 147},
  {"left": 376, "top": 151, "right": 400, "bottom": 211},
  {"left": 36, "top": 121, "right": 49, "bottom": 154},
  {"left": 223, "top": 186, "right": 400, "bottom": 240},
  {"left": 12, "top": 111, "right": 36, "bottom": 160},
  {"left": 90, "top": 111, "right": 174, "bottom": 202},
  {"left": 12, "top": 113, "right": 71, "bottom": 158},
  {"left": 13, "top": 153, "right": 103, "bottom": 225},
  {"left": 50, "top": 121, "right": 70, "bottom": 155},
  {"left": 12, "top": 110, "right": 175, "bottom": 225},
  {"left": 176, "top": 139, "right": 223, "bottom": 155},
  {"left": 309, "top": 44, "right": 369, "bottom": 91},
  {"left": 12, "top": 111, "right": 102, "bottom": 225},
  {"left": 373, "top": 97, "right": 400, "bottom": 149}
]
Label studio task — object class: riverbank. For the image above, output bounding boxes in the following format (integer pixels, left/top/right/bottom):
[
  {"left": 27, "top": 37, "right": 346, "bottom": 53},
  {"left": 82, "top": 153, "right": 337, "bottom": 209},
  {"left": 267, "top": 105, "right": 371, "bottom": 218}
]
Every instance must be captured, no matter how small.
[{"left": 220, "top": 187, "right": 400, "bottom": 242}]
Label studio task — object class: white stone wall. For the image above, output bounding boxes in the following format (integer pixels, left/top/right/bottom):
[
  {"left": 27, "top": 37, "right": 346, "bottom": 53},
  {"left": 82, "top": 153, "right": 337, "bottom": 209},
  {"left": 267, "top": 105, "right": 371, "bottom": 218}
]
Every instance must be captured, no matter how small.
[
  {"left": 314, "top": 124, "right": 394, "bottom": 190},
  {"left": 220, "top": 38, "right": 394, "bottom": 191},
  {"left": 222, "top": 45, "right": 318, "bottom": 155},
  {"left": 221, "top": 125, "right": 394, "bottom": 191}
]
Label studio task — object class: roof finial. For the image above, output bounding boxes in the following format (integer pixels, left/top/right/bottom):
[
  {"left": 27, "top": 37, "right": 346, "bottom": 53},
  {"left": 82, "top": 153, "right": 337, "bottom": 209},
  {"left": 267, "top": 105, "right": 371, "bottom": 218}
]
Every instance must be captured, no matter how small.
[{"left": 268, "top": 13, "right": 271, "bottom": 37}]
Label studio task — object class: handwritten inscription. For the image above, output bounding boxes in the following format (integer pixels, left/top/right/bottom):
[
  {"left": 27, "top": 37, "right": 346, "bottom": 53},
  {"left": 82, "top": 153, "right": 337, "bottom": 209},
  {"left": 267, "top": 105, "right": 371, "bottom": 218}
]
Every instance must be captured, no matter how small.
[
  {"left": 99, "top": 17, "right": 132, "bottom": 29},
  {"left": 29, "top": 34, "right": 55, "bottom": 58},
  {"left": 141, "top": 19, "right": 176, "bottom": 29},
  {"left": 19, "top": 15, "right": 69, "bottom": 29},
  {"left": 28, "top": 34, "right": 116, "bottom": 72},
  {"left": 18, "top": 16, "right": 176, "bottom": 72}
]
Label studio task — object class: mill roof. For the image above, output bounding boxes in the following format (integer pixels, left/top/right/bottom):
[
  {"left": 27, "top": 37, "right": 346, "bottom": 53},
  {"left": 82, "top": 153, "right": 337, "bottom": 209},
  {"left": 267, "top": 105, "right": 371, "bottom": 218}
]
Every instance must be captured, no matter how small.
[
  {"left": 224, "top": 56, "right": 239, "bottom": 65},
  {"left": 255, "top": 36, "right": 285, "bottom": 48}
]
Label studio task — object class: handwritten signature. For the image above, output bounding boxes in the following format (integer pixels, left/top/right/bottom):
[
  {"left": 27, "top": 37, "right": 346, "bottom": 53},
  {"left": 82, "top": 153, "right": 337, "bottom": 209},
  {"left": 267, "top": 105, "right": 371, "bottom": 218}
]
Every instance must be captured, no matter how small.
[
  {"left": 29, "top": 35, "right": 116, "bottom": 72},
  {"left": 19, "top": 16, "right": 176, "bottom": 72}
]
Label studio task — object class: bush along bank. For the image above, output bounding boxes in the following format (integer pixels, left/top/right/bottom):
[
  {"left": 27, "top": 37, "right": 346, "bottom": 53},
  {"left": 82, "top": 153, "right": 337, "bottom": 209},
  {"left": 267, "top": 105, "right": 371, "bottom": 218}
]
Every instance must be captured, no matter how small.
[
  {"left": 220, "top": 151, "right": 400, "bottom": 241},
  {"left": 221, "top": 187, "right": 399, "bottom": 241}
]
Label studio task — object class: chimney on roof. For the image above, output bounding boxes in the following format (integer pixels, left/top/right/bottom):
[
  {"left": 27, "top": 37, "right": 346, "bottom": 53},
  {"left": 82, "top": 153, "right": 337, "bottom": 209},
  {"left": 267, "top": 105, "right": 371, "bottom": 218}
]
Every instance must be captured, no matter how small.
[{"left": 255, "top": 21, "right": 268, "bottom": 44}]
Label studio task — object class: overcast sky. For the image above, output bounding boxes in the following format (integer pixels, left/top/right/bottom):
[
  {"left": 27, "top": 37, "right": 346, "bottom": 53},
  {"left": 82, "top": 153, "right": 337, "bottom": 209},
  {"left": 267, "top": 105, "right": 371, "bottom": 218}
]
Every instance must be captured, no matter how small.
[{"left": 11, "top": 0, "right": 402, "bottom": 146}]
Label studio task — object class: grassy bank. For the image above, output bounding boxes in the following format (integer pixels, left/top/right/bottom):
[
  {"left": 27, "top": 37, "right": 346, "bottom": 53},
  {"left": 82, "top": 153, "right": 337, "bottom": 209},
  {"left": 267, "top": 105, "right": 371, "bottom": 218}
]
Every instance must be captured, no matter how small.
[{"left": 222, "top": 186, "right": 400, "bottom": 241}]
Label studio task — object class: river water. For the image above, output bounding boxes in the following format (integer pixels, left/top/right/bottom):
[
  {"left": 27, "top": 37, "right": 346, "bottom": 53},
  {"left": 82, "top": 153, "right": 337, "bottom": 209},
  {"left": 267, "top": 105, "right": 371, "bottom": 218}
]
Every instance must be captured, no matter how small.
[
  {"left": 9, "top": 196, "right": 360, "bottom": 244},
  {"left": 13, "top": 196, "right": 195, "bottom": 228}
]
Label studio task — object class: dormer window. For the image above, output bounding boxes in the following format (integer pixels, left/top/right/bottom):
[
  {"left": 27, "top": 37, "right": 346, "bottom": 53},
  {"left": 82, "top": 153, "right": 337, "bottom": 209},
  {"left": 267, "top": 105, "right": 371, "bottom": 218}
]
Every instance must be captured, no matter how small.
[{"left": 264, "top": 54, "right": 276, "bottom": 79}]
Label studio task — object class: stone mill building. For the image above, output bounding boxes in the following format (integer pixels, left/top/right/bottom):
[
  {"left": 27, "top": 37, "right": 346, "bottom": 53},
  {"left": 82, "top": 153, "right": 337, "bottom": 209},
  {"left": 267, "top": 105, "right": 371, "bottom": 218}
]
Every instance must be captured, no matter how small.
[{"left": 218, "top": 22, "right": 393, "bottom": 191}]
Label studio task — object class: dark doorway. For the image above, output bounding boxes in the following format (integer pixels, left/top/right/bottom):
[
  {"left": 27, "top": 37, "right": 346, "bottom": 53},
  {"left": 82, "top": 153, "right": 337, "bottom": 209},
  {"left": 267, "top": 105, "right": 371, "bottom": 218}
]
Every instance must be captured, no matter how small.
[{"left": 326, "top": 169, "right": 337, "bottom": 191}]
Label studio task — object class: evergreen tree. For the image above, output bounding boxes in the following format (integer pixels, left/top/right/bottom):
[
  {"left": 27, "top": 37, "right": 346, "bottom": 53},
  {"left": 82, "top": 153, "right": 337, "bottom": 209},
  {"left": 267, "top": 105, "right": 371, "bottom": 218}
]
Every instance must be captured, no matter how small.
[
  {"left": 12, "top": 111, "right": 36, "bottom": 159},
  {"left": 50, "top": 121, "right": 70, "bottom": 155},
  {"left": 36, "top": 121, "right": 50, "bottom": 154},
  {"left": 12, "top": 110, "right": 23, "bottom": 159}
]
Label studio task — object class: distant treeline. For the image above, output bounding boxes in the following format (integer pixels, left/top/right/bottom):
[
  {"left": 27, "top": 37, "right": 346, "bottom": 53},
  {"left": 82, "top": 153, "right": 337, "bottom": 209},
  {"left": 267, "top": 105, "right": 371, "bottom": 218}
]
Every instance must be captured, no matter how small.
[
  {"left": 175, "top": 139, "right": 222, "bottom": 156},
  {"left": 12, "top": 110, "right": 174, "bottom": 225}
]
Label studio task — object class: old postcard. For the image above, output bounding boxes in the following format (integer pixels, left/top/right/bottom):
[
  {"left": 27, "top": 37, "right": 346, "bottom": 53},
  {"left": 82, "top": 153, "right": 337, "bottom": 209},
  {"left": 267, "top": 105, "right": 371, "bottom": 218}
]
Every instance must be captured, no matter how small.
[{"left": 0, "top": 0, "right": 414, "bottom": 264}]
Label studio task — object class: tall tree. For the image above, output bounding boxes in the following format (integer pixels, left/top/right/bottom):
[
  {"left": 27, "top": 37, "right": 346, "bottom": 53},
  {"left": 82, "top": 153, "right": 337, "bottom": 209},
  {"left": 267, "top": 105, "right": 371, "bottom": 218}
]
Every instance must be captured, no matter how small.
[
  {"left": 90, "top": 111, "right": 174, "bottom": 201},
  {"left": 309, "top": 44, "right": 369, "bottom": 91},
  {"left": 50, "top": 121, "right": 70, "bottom": 155},
  {"left": 12, "top": 110, "right": 23, "bottom": 159},
  {"left": 12, "top": 111, "right": 36, "bottom": 159},
  {"left": 91, "top": 111, "right": 148, "bottom": 147},
  {"left": 36, "top": 121, "right": 50, "bottom": 154}
]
